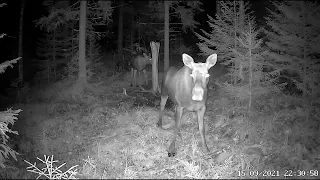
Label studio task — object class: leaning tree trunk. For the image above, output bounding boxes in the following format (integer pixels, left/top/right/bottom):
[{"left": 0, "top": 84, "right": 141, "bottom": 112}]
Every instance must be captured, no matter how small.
[
  {"left": 78, "top": 0, "right": 87, "bottom": 84},
  {"left": 164, "top": 1, "right": 170, "bottom": 71},
  {"left": 117, "top": 0, "right": 124, "bottom": 62}
]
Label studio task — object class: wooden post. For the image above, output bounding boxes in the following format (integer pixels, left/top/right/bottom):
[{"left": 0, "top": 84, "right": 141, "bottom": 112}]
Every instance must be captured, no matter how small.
[{"left": 150, "top": 41, "right": 160, "bottom": 95}]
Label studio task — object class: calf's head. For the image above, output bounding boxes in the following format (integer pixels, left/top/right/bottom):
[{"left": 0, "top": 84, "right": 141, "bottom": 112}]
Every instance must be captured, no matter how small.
[
  {"left": 182, "top": 53, "right": 217, "bottom": 101},
  {"left": 142, "top": 53, "right": 152, "bottom": 62}
]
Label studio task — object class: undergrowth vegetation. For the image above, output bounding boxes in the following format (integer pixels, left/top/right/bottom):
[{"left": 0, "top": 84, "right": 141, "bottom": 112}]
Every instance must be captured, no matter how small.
[
  {"left": 1, "top": 66, "right": 319, "bottom": 179},
  {"left": 1, "top": 0, "right": 320, "bottom": 179}
]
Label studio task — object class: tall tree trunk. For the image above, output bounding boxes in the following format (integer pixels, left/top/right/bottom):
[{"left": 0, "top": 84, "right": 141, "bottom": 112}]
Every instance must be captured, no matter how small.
[
  {"left": 239, "top": 0, "right": 244, "bottom": 33},
  {"left": 138, "top": 13, "right": 140, "bottom": 51},
  {"left": 78, "top": 0, "right": 87, "bottom": 83},
  {"left": 216, "top": 0, "right": 221, "bottom": 17},
  {"left": 164, "top": 1, "right": 170, "bottom": 71},
  {"left": 238, "top": 0, "right": 244, "bottom": 82},
  {"left": 52, "top": 30, "right": 56, "bottom": 82},
  {"left": 17, "top": 0, "right": 25, "bottom": 103},
  {"left": 131, "top": 14, "right": 135, "bottom": 54},
  {"left": 70, "top": 20, "right": 75, "bottom": 81},
  {"left": 117, "top": 0, "right": 124, "bottom": 61},
  {"left": 18, "top": 0, "right": 25, "bottom": 83}
]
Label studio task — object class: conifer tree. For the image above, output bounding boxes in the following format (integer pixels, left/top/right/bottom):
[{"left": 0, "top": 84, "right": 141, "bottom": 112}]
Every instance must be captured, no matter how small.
[
  {"left": 263, "top": 1, "right": 320, "bottom": 121},
  {"left": 196, "top": 1, "right": 275, "bottom": 120},
  {"left": 35, "top": 1, "right": 113, "bottom": 83},
  {"left": 264, "top": 1, "right": 320, "bottom": 99}
]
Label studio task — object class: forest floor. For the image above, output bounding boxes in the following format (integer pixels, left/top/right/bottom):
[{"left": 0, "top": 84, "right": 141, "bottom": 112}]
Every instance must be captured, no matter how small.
[{"left": 3, "top": 57, "right": 319, "bottom": 179}]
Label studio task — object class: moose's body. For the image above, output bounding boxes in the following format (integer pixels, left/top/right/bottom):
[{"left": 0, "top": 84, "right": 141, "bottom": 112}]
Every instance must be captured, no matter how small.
[
  {"left": 130, "top": 53, "right": 152, "bottom": 87},
  {"left": 158, "top": 53, "right": 217, "bottom": 157}
]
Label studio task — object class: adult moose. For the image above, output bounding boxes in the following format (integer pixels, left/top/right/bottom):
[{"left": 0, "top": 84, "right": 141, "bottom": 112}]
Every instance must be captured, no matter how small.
[
  {"left": 130, "top": 53, "right": 152, "bottom": 87},
  {"left": 158, "top": 53, "right": 217, "bottom": 157}
]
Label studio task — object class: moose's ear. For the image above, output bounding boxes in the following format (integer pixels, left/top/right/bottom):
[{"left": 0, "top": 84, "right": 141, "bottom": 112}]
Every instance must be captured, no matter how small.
[
  {"left": 182, "top": 53, "right": 195, "bottom": 69},
  {"left": 205, "top": 54, "right": 217, "bottom": 69}
]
